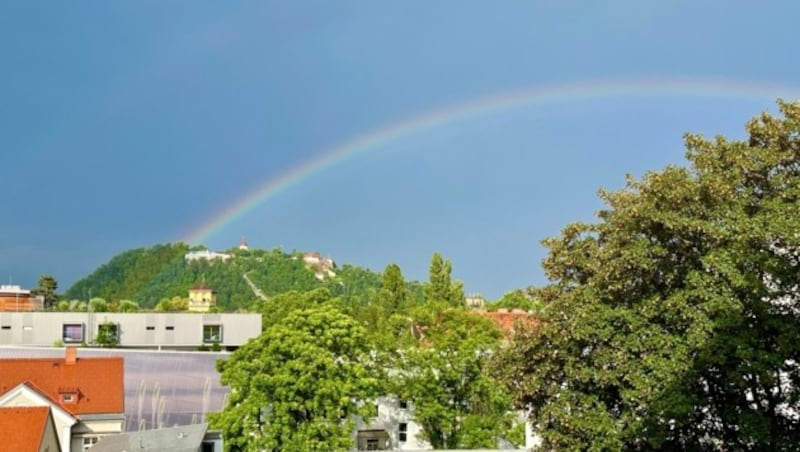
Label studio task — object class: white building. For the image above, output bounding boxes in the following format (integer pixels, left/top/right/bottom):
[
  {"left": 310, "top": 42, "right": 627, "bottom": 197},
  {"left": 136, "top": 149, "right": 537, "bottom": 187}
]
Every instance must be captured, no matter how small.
[
  {"left": 184, "top": 249, "right": 232, "bottom": 262},
  {"left": 0, "top": 312, "right": 261, "bottom": 350},
  {"left": 354, "top": 397, "right": 429, "bottom": 451}
]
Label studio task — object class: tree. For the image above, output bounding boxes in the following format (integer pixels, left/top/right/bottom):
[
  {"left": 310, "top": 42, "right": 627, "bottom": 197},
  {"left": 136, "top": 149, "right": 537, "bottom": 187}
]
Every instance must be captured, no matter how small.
[
  {"left": 380, "top": 263, "right": 408, "bottom": 312},
  {"left": 33, "top": 274, "right": 58, "bottom": 309},
  {"left": 155, "top": 296, "right": 188, "bottom": 312},
  {"left": 358, "top": 264, "right": 409, "bottom": 338},
  {"left": 253, "top": 288, "right": 342, "bottom": 331},
  {"left": 488, "top": 290, "right": 541, "bottom": 313},
  {"left": 210, "top": 305, "right": 379, "bottom": 451},
  {"left": 392, "top": 304, "right": 515, "bottom": 449},
  {"left": 492, "top": 101, "right": 800, "bottom": 449},
  {"left": 89, "top": 297, "right": 108, "bottom": 312},
  {"left": 118, "top": 299, "right": 139, "bottom": 312},
  {"left": 423, "top": 253, "right": 464, "bottom": 307}
]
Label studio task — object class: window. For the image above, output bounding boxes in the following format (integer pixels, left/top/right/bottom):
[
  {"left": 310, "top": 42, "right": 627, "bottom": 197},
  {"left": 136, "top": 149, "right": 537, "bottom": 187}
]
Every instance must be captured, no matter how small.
[
  {"left": 366, "top": 439, "right": 379, "bottom": 450},
  {"left": 398, "top": 399, "right": 408, "bottom": 409},
  {"left": 63, "top": 323, "right": 84, "bottom": 343},
  {"left": 62, "top": 393, "right": 75, "bottom": 403},
  {"left": 82, "top": 436, "right": 98, "bottom": 450},
  {"left": 96, "top": 322, "right": 119, "bottom": 347},
  {"left": 203, "top": 324, "right": 222, "bottom": 343},
  {"left": 398, "top": 423, "right": 407, "bottom": 442}
]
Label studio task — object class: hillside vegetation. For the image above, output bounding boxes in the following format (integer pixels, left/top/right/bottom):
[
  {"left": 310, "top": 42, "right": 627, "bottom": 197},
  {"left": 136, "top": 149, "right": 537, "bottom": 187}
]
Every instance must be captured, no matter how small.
[{"left": 65, "top": 244, "right": 418, "bottom": 311}]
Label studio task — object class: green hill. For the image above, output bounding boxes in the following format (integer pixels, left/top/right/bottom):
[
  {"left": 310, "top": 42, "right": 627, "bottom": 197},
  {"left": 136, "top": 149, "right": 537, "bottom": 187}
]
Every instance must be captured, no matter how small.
[{"left": 64, "top": 243, "right": 407, "bottom": 311}]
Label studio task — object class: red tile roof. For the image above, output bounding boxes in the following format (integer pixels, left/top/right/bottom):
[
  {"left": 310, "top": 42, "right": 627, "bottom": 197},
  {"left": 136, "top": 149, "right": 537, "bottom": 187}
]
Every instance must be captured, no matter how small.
[
  {"left": 0, "top": 406, "right": 51, "bottom": 452},
  {"left": 0, "top": 348, "right": 124, "bottom": 416},
  {"left": 476, "top": 309, "right": 538, "bottom": 337}
]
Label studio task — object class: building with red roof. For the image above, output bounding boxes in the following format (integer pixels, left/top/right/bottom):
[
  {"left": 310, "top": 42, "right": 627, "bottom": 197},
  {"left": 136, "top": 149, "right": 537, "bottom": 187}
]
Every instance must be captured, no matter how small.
[
  {"left": 0, "top": 347, "right": 124, "bottom": 452},
  {"left": 476, "top": 308, "right": 538, "bottom": 338}
]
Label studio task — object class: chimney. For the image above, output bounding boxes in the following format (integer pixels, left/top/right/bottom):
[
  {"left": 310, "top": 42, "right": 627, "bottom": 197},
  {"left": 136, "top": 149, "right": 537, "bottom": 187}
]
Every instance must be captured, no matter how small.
[{"left": 65, "top": 347, "right": 77, "bottom": 365}]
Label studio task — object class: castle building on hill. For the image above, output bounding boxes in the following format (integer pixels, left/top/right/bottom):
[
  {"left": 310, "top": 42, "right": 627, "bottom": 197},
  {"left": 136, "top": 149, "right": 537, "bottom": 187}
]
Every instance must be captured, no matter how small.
[
  {"left": 0, "top": 284, "right": 44, "bottom": 312},
  {"left": 302, "top": 252, "right": 336, "bottom": 280},
  {"left": 188, "top": 284, "right": 217, "bottom": 313},
  {"left": 464, "top": 293, "right": 486, "bottom": 309},
  {"left": 184, "top": 249, "right": 231, "bottom": 262}
]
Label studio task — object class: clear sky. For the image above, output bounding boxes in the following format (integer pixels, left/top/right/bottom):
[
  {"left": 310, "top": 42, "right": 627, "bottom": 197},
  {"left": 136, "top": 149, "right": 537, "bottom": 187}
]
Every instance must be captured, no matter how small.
[{"left": 2, "top": 2, "right": 800, "bottom": 299}]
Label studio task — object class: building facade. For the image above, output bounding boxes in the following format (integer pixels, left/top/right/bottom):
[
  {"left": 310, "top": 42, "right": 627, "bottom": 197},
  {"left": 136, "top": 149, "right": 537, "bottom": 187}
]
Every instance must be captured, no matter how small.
[
  {"left": 0, "top": 312, "right": 261, "bottom": 350},
  {"left": 354, "top": 397, "right": 429, "bottom": 451},
  {"left": 0, "top": 285, "right": 44, "bottom": 312},
  {"left": 188, "top": 285, "right": 217, "bottom": 313}
]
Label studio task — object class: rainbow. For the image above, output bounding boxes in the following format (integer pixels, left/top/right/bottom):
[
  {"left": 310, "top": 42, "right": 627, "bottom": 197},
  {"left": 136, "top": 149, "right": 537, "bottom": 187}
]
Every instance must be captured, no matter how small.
[{"left": 182, "top": 77, "right": 800, "bottom": 245}]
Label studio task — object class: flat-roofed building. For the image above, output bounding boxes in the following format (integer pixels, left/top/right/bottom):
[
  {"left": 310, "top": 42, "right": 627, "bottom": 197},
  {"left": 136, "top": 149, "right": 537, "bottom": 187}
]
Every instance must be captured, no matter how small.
[
  {"left": 0, "top": 285, "right": 44, "bottom": 312},
  {"left": 0, "top": 312, "right": 261, "bottom": 351}
]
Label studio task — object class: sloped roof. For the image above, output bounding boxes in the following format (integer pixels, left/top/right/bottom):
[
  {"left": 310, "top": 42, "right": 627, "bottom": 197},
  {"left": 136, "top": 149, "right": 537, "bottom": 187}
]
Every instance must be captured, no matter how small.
[
  {"left": 91, "top": 423, "right": 209, "bottom": 452},
  {"left": 476, "top": 309, "right": 538, "bottom": 336},
  {"left": 190, "top": 284, "right": 215, "bottom": 292},
  {"left": 0, "top": 349, "right": 124, "bottom": 415},
  {"left": 0, "top": 406, "right": 52, "bottom": 452}
]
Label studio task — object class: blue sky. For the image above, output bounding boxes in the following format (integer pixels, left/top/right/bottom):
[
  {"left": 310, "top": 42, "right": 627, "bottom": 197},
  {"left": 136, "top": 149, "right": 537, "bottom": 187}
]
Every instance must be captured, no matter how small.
[{"left": 2, "top": 2, "right": 800, "bottom": 299}]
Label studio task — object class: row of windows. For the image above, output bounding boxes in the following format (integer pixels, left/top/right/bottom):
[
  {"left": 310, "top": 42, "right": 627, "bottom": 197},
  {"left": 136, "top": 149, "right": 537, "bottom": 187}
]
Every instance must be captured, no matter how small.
[{"left": 57, "top": 323, "right": 223, "bottom": 343}]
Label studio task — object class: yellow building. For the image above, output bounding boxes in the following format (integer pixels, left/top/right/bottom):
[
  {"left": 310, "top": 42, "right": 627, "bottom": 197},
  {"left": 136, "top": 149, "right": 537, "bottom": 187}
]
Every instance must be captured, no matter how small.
[{"left": 188, "top": 284, "right": 217, "bottom": 312}]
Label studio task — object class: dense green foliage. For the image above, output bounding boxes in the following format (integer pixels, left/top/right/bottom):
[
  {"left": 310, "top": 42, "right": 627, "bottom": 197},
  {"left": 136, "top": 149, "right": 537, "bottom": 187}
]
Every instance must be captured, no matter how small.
[
  {"left": 487, "top": 290, "right": 541, "bottom": 312},
  {"left": 210, "top": 303, "right": 379, "bottom": 451},
  {"left": 65, "top": 243, "right": 189, "bottom": 302},
  {"left": 364, "top": 254, "right": 521, "bottom": 449},
  {"left": 32, "top": 274, "right": 59, "bottom": 308},
  {"left": 65, "top": 245, "right": 399, "bottom": 311},
  {"left": 391, "top": 304, "right": 516, "bottom": 449},
  {"left": 210, "top": 253, "right": 522, "bottom": 450},
  {"left": 492, "top": 101, "right": 800, "bottom": 449},
  {"left": 424, "top": 252, "right": 465, "bottom": 307}
]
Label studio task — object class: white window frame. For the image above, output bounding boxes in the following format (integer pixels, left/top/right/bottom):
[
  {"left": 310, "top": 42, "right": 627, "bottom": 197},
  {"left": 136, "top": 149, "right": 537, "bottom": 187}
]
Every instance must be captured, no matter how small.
[{"left": 203, "top": 324, "right": 223, "bottom": 343}]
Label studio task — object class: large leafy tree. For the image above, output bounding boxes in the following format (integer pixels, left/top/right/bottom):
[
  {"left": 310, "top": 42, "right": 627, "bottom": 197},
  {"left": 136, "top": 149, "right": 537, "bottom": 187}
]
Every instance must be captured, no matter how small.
[
  {"left": 211, "top": 304, "right": 379, "bottom": 451},
  {"left": 253, "top": 287, "right": 343, "bottom": 331},
  {"left": 492, "top": 101, "right": 800, "bottom": 449},
  {"left": 392, "top": 304, "right": 517, "bottom": 449}
]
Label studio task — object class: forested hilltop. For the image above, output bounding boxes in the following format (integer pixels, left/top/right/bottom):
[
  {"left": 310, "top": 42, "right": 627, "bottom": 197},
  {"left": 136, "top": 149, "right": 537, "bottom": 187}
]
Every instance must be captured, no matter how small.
[{"left": 65, "top": 243, "right": 424, "bottom": 311}]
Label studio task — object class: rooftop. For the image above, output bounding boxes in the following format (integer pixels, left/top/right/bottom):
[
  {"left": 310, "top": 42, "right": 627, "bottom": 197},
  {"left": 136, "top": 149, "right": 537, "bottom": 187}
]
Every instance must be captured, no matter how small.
[
  {"left": 0, "top": 406, "right": 52, "bottom": 452},
  {"left": 0, "top": 347, "right": 124, "bottom": 415},
  {"left": 91, "top": 422, "right": 210, "bottom": 452},
  {"left": 477, "top": 309, "right": 538, "bottom": 336}
]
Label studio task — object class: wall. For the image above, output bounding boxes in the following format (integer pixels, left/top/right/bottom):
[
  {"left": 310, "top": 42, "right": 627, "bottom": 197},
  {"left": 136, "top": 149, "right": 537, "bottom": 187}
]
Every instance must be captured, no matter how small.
[{"left": 0, "top": 312, "right": 261, "bottom": 349}]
